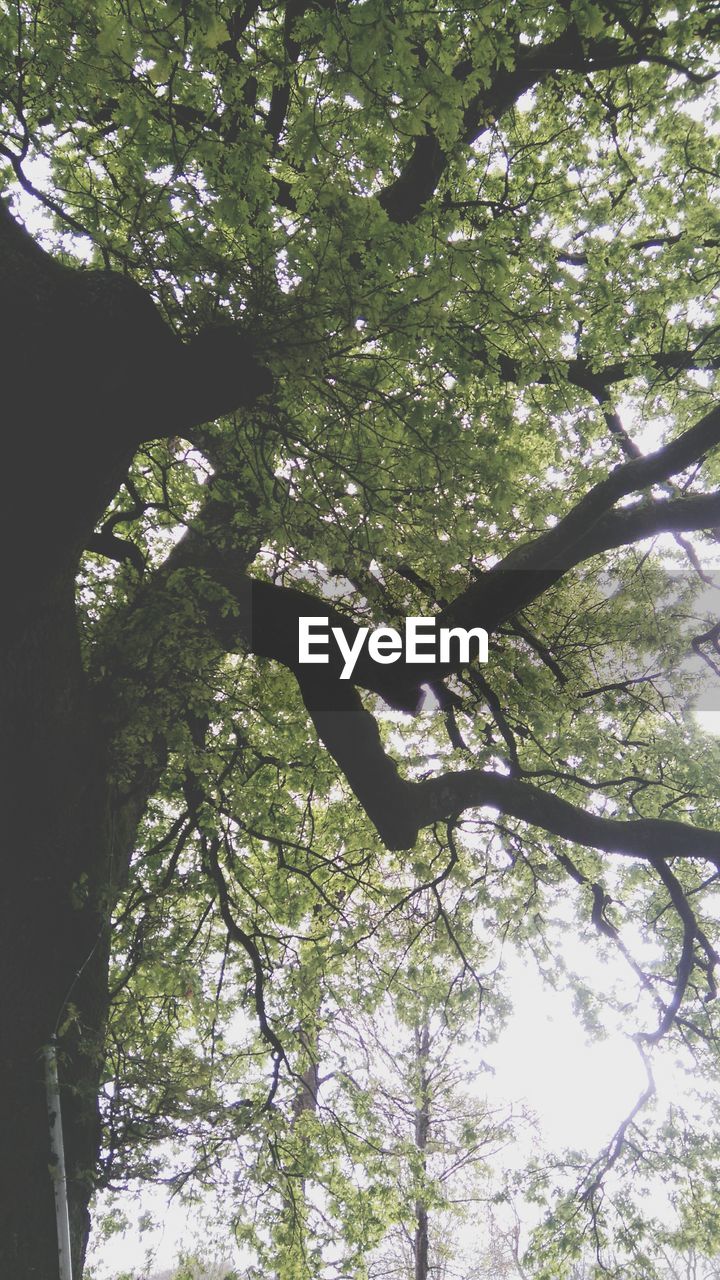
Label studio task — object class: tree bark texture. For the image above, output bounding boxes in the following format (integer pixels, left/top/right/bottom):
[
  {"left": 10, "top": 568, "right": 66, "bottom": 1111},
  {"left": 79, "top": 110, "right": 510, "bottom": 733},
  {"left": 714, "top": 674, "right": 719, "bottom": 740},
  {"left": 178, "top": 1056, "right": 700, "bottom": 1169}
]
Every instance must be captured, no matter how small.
[
  {"left": 0, "top": 204, "right": 188, "bottom": 1275},
  {"left": 0, "top": 581, "right": 120, "bottom": 1276}
]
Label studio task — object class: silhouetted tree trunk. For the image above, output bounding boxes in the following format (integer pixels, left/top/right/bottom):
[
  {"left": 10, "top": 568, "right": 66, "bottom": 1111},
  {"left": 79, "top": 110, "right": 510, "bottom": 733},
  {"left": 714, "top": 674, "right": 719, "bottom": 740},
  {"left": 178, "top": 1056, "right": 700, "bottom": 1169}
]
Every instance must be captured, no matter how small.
[{"left": 0, "top": 198, "right": 268, "bottom": 1277}]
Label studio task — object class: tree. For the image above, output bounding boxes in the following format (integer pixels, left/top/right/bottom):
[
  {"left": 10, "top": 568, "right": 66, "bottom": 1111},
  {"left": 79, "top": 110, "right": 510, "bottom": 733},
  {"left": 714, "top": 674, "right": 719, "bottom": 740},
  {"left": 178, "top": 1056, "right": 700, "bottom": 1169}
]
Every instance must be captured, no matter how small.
[{"left": 5, "top": 1, "right": 720, "bottom": 1275}]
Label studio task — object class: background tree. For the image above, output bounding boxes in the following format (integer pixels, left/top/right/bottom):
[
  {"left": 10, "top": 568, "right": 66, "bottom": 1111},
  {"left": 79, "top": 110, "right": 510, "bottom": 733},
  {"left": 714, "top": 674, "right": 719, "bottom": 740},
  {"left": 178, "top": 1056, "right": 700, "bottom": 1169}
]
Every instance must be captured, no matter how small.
[{"left": 5, "top": 2, "right": 720, "bottom": 1276}]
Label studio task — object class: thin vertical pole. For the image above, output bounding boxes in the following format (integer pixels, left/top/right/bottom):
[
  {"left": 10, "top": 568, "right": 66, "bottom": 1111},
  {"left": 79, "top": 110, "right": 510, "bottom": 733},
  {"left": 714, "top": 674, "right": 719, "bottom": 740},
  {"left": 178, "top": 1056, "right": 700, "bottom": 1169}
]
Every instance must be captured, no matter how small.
[{"left": 43, "top": 1038, "right": 73, "bottom": 1280}]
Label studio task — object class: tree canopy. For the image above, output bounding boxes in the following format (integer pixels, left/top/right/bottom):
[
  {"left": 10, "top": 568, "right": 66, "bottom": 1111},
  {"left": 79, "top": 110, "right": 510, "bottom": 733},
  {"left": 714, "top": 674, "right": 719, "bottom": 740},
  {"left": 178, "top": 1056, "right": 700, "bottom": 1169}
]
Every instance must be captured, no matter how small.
[{"left": 5, "top": 1, "right": 720, "bottom": 1277}]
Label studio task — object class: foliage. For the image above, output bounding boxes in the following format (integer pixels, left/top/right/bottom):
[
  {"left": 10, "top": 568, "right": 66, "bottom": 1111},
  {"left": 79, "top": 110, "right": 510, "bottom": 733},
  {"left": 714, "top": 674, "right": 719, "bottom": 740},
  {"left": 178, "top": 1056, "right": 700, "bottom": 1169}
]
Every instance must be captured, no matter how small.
[{"left": 7, "top": 0, "right": 720, "bottom": 1276}]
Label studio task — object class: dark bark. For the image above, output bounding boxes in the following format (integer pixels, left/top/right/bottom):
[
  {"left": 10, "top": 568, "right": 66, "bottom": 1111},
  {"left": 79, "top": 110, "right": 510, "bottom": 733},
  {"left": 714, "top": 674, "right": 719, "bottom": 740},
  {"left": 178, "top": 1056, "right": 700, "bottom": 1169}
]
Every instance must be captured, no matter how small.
[
  {"left": 411, "top": 770, "right": 720, "bottom": 863},
  {"left": 0, "top": 197, "right": 270, "bottom": 596},
  {"left": 266, "top": 0, "right": 336, "bottom": 146},
  {"left": 0, "top": 576, "right": 122, "bottom": 1277},
  {"left": 414, "top": 1204, "right": 429, "bottom": 1280},
  {"left": 0, "top": 196, "right": 271, "bottom": 1273},
  {"left": 378, "top": 26, "right": 637, "bottom": 224}
]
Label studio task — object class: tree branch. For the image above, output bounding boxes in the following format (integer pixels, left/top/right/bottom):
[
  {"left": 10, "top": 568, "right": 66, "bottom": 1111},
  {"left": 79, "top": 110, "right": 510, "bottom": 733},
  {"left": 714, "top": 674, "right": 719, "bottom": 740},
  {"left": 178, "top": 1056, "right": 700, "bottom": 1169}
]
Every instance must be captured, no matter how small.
[
  {"left": 440, "top": 401, "right": 720, "bottom": 634},
  {"left": 410, "top": 769, "right": 720, "bottom": 863},
  {"left": 87, "top": 531, "right": 145, "bottom": 573},
  {"left": 378, "top": 26, "right": 645, "bottom": 223},
  {"left": 500, "top": 351, "right": 720, "bottom": 398},
  {"left": 209, "top": 482, "right": 720, "bottom": 715},
  {"left": 265, "top": 0, "right": 336, "bottom": 147}
]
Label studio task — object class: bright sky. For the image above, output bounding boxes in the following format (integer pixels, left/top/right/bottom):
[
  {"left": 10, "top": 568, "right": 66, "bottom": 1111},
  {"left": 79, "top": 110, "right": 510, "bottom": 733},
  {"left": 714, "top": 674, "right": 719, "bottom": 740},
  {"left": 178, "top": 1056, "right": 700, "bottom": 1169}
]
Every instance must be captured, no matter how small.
[
  {"left": 484, "top": 956, "right": 647, "bottom": 1151},
  {"left": 88, "top": 950, "right": 668, "bottom": 1277}
]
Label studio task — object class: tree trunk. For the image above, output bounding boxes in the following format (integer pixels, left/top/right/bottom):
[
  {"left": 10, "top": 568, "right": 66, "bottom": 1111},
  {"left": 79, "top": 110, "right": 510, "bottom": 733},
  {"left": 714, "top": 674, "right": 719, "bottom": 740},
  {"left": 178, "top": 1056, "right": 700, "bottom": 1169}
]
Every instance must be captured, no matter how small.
[
  {"left": 414, "top": 1204, "right": 429, "bottom": 1280},
  {"left": 0, "top": 203, "right": 176, "bottom": 1274},
  {"left": 0, "top": 578, "right": 127, "bottom": 1277},
  {"left": 413, "top": 1023, "right": 431, "bottom": 1280},
  {"left": 0, "top": 196, "right": 269, "bottom": 1275}
]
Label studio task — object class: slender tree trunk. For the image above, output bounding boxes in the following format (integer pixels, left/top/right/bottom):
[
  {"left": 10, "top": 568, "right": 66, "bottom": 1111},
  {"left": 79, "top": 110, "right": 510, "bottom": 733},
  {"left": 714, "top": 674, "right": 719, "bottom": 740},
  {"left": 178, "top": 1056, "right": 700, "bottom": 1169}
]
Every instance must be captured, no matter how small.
[
  {"left": 274, "top": 1010, "right": 321, "bottom": 1274},
  {"left": 414, "top": 1203, "right": 429, "bottom": 1280},
  {"left": 291, "top": 1025, "right": 320, "bottom": 1126},
  {"left": 413, "top": 1023, "right": 431, "bottom": 1280}
]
